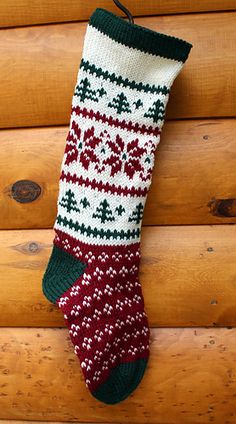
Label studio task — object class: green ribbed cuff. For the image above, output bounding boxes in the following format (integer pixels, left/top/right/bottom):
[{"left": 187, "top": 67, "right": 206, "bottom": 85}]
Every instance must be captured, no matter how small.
[{"left": 89, "top": 8, "right": 192, "bottom": 63}]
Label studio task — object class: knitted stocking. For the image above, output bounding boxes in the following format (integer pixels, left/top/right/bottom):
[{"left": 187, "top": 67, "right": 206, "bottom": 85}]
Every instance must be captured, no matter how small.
[{"left": 43, "top": 8, "right": 192, "bottom": 404}]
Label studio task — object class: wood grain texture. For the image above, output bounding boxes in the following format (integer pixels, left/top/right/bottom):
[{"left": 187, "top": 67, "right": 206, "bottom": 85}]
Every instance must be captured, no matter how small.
[
  {"left": 0, "top": 422, "right": 120, "bottom": 424},
  {"left": 0, "top": 420, "right": 96, "bottom": 424},
  {"left": 0, "top": 126, "right": 62, "bottom": 230},
  {"left": 1, "top": 225, "right": 236, "bottom": 328},
  {"left": 1, "top": 0, "right": 236, "bottom": 27},
  {"left": 0, "top": 422, "right": 102, "bottom": 424},
  {"left": 1, "top": 120, "right": 236, "bottom": 229},
  {"left": 0, "top": 12, "right": 235, "bottom": 129},
  {"left": 1, "top": 327, "right": 236, "bottom": 423}
]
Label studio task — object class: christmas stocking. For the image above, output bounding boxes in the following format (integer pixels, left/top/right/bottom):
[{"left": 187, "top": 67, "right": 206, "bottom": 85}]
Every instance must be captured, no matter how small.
[{"left": 43, "top": 8, "right": 192, "bottom": 404}]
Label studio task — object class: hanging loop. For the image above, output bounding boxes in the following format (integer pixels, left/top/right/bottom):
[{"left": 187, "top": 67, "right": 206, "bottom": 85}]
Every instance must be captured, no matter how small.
[{"left": 113, "top": 0, "right": 134, "bottom": 24}]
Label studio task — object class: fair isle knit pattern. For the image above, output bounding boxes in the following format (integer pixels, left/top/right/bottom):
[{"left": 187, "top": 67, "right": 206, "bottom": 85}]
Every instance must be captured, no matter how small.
[{"left": 43, "top": 8, "right": 192, "bottom": 405}]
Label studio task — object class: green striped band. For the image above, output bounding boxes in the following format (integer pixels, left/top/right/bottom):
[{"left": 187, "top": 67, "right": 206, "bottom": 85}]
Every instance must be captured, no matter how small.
[
  {"left": 57, "top": 215, "right": 141, "bottom": 241},
  {"left": 80, "top": 59, "right": 169, "bottom": 95},
  {"left": 89, "top": 8, "right": 192, "bottom": 63}
]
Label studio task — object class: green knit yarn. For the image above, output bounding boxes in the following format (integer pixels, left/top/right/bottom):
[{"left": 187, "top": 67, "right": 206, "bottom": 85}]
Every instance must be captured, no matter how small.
[
  {"left": 90, "top": 8, "right": 192, "bottom": 63},
  {"left": 43, "top": 245, "right": 86, "bottom": 304},
  {"left": 92, "top": 358, "right": 148, "bottom": 404}
]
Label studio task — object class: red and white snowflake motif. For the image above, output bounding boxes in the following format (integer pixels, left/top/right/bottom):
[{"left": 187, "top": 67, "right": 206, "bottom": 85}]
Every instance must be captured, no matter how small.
[
  {"left": 66, "top": 122, "right": 157, "bottom": 182},
  {"left": 103, "top": 134, "right": 147, "bottom": 179},
  {"left": 79, "top": 126, "right": 148, "bottom": 180}
]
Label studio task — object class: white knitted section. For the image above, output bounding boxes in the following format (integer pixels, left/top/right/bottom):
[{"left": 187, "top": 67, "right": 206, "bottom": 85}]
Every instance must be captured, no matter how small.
[
  {"left": 82, "top": 25, "right": 183, "bottom": 88},
  {"left": 55, "top": 21, "right": 186, "bottom": 246}
]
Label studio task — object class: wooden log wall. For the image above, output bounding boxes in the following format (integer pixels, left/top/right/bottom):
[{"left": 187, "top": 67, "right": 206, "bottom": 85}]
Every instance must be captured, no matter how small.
[
  {"left": 0, "top": 13, "right": 235, "bottom": 129},
  {"left": 1, "top": 327, "right": 236, "bottom": 423},
  {"left": 0, "top": 226, "right": 236, "bottom": 328},
  {"left": 1, "top": 0, "right": 235, "bottom": 27},
  {"left": 0, "top": 1, "right": 236, "bottom": 423},
  {"left": 1, "top": 120, "right": 236, "bottom": 229}
]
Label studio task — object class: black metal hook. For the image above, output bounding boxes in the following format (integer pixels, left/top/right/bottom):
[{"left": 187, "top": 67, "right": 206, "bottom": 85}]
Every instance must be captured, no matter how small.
[{"left": 113, "top": 0, "right": 134, "bottom": 24}]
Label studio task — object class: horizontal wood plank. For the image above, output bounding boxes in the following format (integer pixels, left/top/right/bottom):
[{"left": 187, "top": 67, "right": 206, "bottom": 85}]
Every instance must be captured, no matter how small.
[
  {"left": 0, "top": 422, "right": 103, "bottom": 424},
  {"left": 0, "top": 421, "right": 122, "bottom": 424},
  {"left": 1, "top": 0, "right": 235, "bottom": 27},
  {"left": 0, "top": 12, "right": 235, "bottom": 129},
  {"left": 0, "top": 422, "right": 115, "bottom": 424},
  {"left": 1, "top": 327, "right": 236, "bottom": 423},
  {"left": 1, "top": 120, "right": 236, "bottom": 229},
  {"left": 1, "top": 225, "right": 236, "bottom": 328}
]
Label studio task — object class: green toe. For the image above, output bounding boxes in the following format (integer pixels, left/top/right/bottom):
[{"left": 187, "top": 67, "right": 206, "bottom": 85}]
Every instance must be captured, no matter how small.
[{"left": 92, "top": 358, "right": 148, "bottom": 405}]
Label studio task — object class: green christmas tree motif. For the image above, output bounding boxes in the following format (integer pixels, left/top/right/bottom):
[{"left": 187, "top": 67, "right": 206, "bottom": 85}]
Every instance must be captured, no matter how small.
[
  {"left": 133, "top": 99, "right": 143, "bottom": 110},
  {"left": 92, "top": 199, "right": 115, "bottom": 224},
  {"left": 144, "top": 99, "right": 165, "bottom": 123},
  {"left": 74, "top": 78, "right": 106, "bottom": 103},
  {"left": 115, "top": 205, "right": 125, "bottom": 216},
  {"left": 59, "top": 189, "right": 80, "bottom": 213},
  {"left": 80, "top": 197, "right": 90, "bottom": 209},
  {"left": 128, "top": 202, "right": 144, "bottom": 224},
  {"left": 97, "top": 87, "right": 107, "bottom": 98},
  {"left": 108, "top": 92, "right": 132, "bottom": 114}
]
